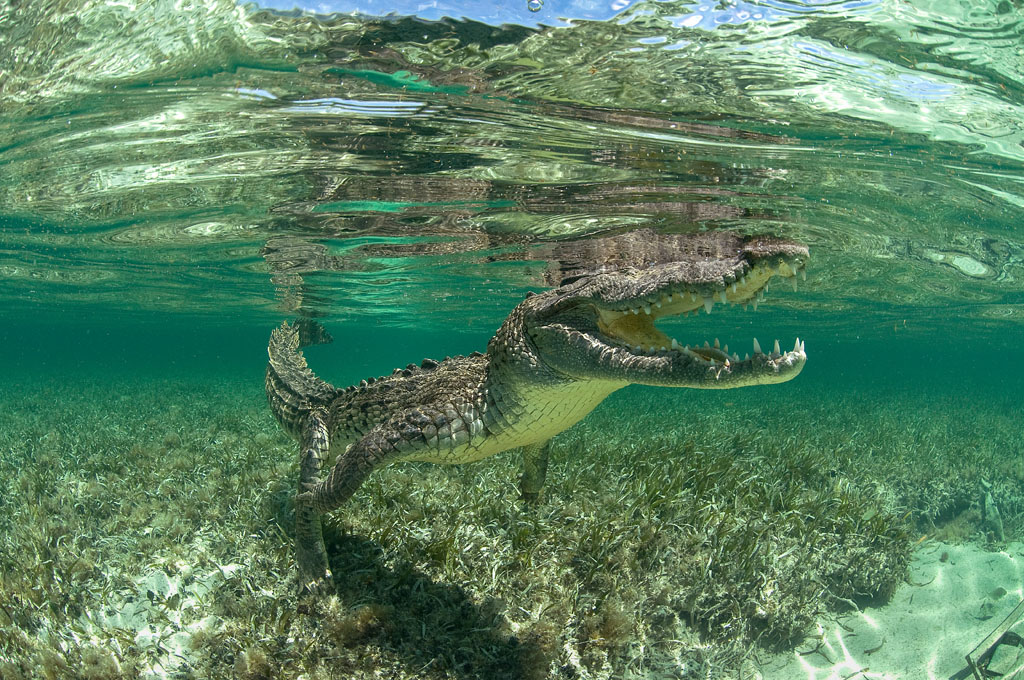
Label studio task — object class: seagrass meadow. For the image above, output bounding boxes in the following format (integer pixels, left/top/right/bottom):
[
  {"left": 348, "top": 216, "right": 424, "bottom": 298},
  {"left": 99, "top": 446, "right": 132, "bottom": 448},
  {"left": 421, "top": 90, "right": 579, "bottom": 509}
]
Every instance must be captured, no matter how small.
[{"left": 1, "top": 322, "right": 1022, "bottom": 679}]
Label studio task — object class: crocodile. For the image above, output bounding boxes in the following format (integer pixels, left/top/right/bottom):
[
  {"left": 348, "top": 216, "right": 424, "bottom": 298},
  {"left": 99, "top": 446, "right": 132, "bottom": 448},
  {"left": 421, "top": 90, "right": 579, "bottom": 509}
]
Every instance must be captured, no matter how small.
[{"left": 266, "top": 230, "right": 808, "bottom": 594}]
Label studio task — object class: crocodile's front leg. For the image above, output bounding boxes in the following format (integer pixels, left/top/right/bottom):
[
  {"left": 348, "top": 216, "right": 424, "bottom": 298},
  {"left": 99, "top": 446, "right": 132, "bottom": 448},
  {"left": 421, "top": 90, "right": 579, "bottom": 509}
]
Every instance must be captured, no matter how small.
[
  {"left": 296, "top": 409, "right": 334, "bottom": 595},
  {"left": 519, "top": 440, "right": 551, "bottom": 503}
]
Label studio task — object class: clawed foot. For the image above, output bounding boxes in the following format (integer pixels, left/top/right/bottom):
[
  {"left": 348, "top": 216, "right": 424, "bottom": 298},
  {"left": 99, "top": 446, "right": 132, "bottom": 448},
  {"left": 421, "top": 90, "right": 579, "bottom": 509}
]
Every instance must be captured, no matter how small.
[
  {"left": 298, "top": 568, "right": 336, "bottom": 599},
  {"left": 520, "top": 490, "right": 542, "bottom": 505}
]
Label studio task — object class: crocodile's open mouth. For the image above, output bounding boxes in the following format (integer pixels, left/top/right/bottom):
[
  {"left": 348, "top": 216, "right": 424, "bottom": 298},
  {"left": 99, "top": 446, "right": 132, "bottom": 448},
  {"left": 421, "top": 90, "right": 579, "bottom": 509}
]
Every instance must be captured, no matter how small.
[{"left": 594, "top": 258, "right": 807, "bottom": 371}]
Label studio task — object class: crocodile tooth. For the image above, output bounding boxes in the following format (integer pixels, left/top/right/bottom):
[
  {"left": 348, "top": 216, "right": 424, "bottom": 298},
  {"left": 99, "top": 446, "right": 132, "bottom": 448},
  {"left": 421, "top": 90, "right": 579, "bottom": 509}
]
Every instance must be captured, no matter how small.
[
  {"left": 743, "top": 353, "right": 749, "bottom": 360},
  {"left": 800, "top": 268, "right": 807, "bottom": 281},
  {"left": 740, "top": 275, "right": 747, "bottom": 286},
  {"left": 773, "top": 339, "right": 781, "bottom": 354},
  {"left": 643, "top": 304, "right": 652, "bottom": 315},
  {"left": 666, "top": 292, "right": 673, "bottom": 302},
  {"left": 649, "top": 345, "right": 657, "bottom": 353},
  {"left": 655, "top": 300, "right": 662, "bottom": 308},
  {"left": 752, "top": 299, "right": 759, "bottom": 312},
  {"left": 713, "top": 338, "right": 720, "bottom": 348},
  {"left": 690, "top": 291, "right": 697, "bottom": 302},
  {"left": 753, "top": 338, "right": 762, "bottom": 354},
  {"left": 660, "top": 346, "right": 666, "bottom": 351},
  {"left": 723, "top": 344, "right": 729, "bottom": 354},
  {"left": 634, "top": 345, "right": 643, "bottom": 352},
  {"left": 731, "top": 282, "right": 737, "bottom": 294},
  {"left": 703, "top": 297, "right": 713, "bottom": 314},
  {"left": 733, "top": 353, "right": 740, "bottom": 362},
  {"left": 704, "top": 341, "right": 711, "bottom": 348},
  {"left": 671, "top": 338, "right": 679, "bottom": 349},
  {"left": 791, "top": 277, "right": 798, "bottom": 292},
  {"left": 719, "top": 290, "right": 728, "bottom": 304},
  {"left": 631, "top": 307, "right": 639, "bottom": 314},
  {"left": 793, "top": 337, "right": 801, "bottom": 352}
]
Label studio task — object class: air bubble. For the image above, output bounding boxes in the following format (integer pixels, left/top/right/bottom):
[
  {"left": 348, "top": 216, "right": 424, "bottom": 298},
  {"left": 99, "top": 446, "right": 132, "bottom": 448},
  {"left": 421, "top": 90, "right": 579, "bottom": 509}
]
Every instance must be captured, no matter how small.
[{"left": 527, "top": 0, "right": 543, "bottom": 11}]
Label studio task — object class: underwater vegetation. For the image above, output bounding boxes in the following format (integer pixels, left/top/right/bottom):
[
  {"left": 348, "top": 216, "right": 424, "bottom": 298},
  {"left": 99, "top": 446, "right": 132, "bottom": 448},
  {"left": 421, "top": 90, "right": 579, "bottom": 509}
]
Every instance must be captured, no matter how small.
[{"left": 0, "top": 370, "right": 1019, "bottom": 679}]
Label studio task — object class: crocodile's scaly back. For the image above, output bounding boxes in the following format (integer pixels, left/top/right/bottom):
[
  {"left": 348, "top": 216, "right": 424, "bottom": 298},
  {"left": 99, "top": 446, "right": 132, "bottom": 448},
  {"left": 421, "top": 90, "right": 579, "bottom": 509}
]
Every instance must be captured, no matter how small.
[{"left": 266, "top": 320, "right": 338, "bottom": 439}]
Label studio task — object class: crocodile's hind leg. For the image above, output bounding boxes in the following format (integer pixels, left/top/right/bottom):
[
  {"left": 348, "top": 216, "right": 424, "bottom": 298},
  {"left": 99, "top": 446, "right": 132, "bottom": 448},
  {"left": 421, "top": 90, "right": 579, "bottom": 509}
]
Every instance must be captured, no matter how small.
[
  {"left": 296, "top": 415, "right": 401, "bottom": 596},
  {"left": 519, "top": 440, "right": 551, "bottom": 503},
  {"left": 300, "top": 406, "right": 447, "bottom": 516},
  {"left": 295, "top": 408, "right": 335, "bottom": 596},
  {"left": 299, "top": 425, "right": 401, "bottom": 514}
]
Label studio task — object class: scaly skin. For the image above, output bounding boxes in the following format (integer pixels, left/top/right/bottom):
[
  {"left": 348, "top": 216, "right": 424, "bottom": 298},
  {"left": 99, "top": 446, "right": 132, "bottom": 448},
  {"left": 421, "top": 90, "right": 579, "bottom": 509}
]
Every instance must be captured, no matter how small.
[{"left": 266, "top": 230, "right": 809, "bottom": 595}]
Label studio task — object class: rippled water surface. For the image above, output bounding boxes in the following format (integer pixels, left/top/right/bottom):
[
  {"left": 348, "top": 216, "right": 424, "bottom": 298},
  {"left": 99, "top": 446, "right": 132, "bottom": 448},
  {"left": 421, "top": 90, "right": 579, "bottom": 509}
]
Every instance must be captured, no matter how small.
[{"left": 2, "top": 0, "right": 1023, "bottom": 336}]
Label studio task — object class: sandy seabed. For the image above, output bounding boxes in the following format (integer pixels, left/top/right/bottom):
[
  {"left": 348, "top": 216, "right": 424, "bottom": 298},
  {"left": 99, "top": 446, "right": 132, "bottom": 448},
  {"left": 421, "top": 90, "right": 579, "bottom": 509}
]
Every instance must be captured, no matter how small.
[{"left": 761, "top": 540, "right": 1024, "bottom": 680}]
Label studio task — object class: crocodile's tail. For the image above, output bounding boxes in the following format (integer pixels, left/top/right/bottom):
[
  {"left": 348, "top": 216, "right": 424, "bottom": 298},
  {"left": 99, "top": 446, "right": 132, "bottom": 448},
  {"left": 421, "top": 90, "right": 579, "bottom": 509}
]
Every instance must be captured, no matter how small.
[
  {"left": 293, "top": 318, "right": 334, "bottom": 348},
  {"left": 266, "top": 319, "right": 338, "bottom": 438}
]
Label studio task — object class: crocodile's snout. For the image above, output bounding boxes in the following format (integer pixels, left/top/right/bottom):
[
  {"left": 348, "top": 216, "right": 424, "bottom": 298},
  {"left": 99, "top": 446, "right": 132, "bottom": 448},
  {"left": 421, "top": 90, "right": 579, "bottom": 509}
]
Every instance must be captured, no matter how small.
[{"left": 528, "top": 232, "right": 807, "bottom": 388}]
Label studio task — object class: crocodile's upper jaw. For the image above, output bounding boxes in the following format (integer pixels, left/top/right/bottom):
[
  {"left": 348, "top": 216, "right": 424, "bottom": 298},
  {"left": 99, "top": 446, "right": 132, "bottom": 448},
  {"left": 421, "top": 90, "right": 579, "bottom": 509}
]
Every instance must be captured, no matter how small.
[{"left": 526, "top": 238, "right": 808, "bottom": 388}]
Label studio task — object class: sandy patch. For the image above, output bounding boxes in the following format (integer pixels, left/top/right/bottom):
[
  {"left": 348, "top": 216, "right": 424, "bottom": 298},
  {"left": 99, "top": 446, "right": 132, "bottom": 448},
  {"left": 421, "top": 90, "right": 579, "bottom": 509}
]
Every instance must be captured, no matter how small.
[{"left": 760, "top": 541, "right": 1024, "bottom": 680}]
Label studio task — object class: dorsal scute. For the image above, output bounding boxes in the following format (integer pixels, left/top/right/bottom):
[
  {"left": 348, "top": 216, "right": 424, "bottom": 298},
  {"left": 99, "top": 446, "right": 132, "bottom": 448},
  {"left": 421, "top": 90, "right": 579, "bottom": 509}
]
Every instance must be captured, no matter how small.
[{"left": 340, "top": 351, "right": 488, "bottom": 395}]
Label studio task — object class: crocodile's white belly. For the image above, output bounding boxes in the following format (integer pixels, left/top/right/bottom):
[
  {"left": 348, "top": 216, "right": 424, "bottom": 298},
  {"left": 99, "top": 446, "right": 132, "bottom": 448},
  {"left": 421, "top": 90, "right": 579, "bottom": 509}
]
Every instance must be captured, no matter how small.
[{"left": 399, "top": 379, "right": 627, "bottom": 464}]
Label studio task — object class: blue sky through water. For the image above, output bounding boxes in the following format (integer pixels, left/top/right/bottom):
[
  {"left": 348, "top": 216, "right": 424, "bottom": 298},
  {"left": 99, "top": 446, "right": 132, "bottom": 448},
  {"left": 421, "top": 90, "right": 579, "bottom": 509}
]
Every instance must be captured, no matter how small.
[{"left": 250, "top": 0, "right": 881, "bottom": 28}]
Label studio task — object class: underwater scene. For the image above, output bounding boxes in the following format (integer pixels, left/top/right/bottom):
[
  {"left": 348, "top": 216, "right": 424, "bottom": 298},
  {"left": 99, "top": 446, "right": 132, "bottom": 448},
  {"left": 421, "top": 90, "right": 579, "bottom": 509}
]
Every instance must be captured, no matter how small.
[{"left": 2, "top": 0, "right": 1024, "bottom": 678}]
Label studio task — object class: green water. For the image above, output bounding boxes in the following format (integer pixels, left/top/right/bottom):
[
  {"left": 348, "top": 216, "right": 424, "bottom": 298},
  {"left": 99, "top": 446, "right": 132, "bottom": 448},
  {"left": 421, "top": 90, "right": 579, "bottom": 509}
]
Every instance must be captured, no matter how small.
[{"left": 2, "top": 0, "right": 1024, "bottom": 678}]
